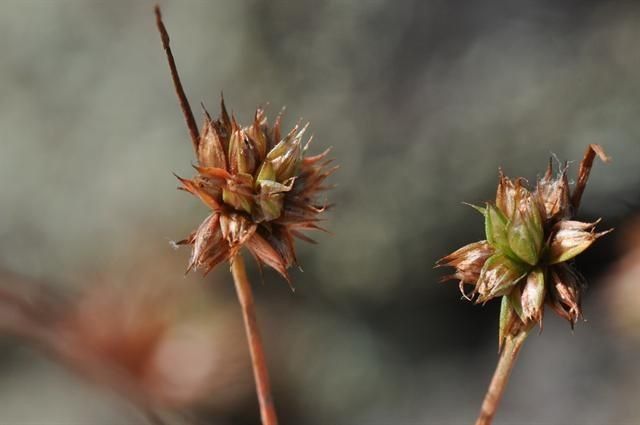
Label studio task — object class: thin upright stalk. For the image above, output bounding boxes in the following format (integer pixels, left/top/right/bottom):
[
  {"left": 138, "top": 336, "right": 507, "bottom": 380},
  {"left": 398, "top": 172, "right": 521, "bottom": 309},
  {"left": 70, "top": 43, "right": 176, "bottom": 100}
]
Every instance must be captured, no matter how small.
[
  {"left": 154, "top": 5, "right": 200, "bottom": 153},
  {"left": 230, "top": 254, "right": 278, "bottom": 425},
  {"left": 475, "top": 331, "right": 528, "bottom": 425}
]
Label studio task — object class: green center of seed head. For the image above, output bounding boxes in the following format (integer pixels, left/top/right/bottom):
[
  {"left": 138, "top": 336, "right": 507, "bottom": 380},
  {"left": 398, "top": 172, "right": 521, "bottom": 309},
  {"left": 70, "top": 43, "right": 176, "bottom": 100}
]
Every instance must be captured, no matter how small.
[{"left": 483, "top": 189, "right": 544, "bottom": 269}]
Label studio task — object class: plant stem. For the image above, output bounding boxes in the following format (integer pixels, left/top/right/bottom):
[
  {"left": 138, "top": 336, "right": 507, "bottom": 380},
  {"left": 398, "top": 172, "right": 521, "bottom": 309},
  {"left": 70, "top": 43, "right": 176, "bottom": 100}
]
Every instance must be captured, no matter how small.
[
  {"left": 475, "top": 331, "right": 529, "bottom": 425},
  {"left": 154, "top": 5, "right": 200, "bottom": 153},
  {"left": 230, "top": 254, "right": 278, "bottom": 425}
]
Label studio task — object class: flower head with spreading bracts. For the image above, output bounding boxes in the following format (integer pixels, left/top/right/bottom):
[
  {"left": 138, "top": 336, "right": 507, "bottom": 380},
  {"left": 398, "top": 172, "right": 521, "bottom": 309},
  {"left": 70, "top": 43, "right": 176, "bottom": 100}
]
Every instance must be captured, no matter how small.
[
  {"left": 437, "top": 145, "right": 611, "bottom": 347},
  {"left": 174, "top": 98, "right": 335, "bottom": 282},
  {"left": 153, "top": 6, "right": 334, "bottom": 284}
]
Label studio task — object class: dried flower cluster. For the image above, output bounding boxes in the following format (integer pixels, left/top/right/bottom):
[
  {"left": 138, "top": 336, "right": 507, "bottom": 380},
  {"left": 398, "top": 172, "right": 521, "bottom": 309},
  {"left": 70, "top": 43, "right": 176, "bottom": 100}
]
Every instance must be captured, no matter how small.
[
  {"left": 437, "top": 145, "right": 611, "bottom": 347},
  {"left": 175, "top": 98, "right": 335, "bottom": 281}
]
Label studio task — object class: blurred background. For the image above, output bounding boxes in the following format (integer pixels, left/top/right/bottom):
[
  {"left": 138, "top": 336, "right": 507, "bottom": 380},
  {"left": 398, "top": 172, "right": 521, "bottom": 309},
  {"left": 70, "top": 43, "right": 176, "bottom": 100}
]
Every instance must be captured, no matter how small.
[{"left": 1, "top": 0, "right": 640, "bottom": 424}]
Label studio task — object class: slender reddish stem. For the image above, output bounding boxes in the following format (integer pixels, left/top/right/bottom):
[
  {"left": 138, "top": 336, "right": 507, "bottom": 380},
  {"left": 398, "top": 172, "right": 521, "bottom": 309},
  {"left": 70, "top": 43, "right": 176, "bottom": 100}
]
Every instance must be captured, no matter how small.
[
  {"left": 154, "top": 5, "right": 200, "bottom": 153},
  {"left": 230, "top": 254, "right": 279, "bottom": 425},
  {"left": 475, "top": 331, "right": 528, "bottom": 425}
]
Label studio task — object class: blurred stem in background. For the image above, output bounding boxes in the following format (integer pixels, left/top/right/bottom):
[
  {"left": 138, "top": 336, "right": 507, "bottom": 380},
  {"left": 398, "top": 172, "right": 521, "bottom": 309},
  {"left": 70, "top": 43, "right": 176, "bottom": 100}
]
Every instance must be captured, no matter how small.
[
  {"left": 476, "top": 330, "right": 529, "bottom": 425},
  {"left": 0, "top": 275, "right": 171, "bottom": 425},
  {"left": 230, "top": 255, "right": 279, "bottom": 425}
]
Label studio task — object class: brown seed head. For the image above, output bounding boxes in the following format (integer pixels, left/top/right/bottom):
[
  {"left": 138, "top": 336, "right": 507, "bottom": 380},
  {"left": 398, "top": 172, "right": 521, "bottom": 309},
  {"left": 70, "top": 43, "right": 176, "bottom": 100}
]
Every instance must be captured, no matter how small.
[
  {"left": 437, "top": 145, "right": 611, "bottom": 347},
  {"left": 174, "top": 100, "right": 334, "bottom": 283},
  {"left": 155, "top": 8, "right": 335, "bottom": 283}
]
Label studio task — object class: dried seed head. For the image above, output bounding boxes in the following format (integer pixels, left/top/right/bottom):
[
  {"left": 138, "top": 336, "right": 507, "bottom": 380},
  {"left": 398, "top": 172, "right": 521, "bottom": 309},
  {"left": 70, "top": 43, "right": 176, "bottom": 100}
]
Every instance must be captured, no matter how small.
[
  {"left": 437, "top": 145, "right": 611, "bottom": 347},
  {"left": 155, "top": 8, "right": 334, "bottom": 284},
  {"left": 173, "top": 100, "right": 334, "bottom": 283}
]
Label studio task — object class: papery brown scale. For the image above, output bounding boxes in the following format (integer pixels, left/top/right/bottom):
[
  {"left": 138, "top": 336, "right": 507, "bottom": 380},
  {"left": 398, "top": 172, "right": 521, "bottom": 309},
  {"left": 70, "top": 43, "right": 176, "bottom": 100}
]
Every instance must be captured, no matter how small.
[
  {"left": 303, "top": 147, "right": 332, "bottom": 165},
  {"left": 192, "top": 175, "right": 224, "bottom": 206},
  {"left": 507, "top": 188, "right": 543, "bottom": 265},
  {"left": 271, "top": 109, "right": 283, "bottom": 149},
  {"left": 475, "top": 253, "right": 526, "bottom": 302},
  {"left": 293, "top": 165, "right": 339, "bottom": 197},
  {"left": 192, "top": 165, "right": 231, "bottom": 181},
  {"left": 255, "top": 193, "right": 285, "bottom": 223},
  {"left": 495, "top": 170, "right": 517, "bottom": 219},
  {"left": 436, "top": 241, "right": 494, "bottom": 287},
  {"left": 534, "top": 161, "right": 570, "bottom": 223},
  {"left": 219, "top": 95, "right": 232, "bottom": 137},
  {"left": 246, "top": 108, "right": 268, "bottom": 161},
  {"left": 245, "top": 233, "right": 290, "bottom": 281},
  {"left": 543, "top": 158, "right": 553, "bottom": 180},
  {"left": 175, "top": 175, "right": 221, "bottom": 210},
  {"left": 259, "top": 226, "right": 297, "bottom": 269},
  {"left": 222, "top": 175, "right": 255, "bottom": 214},
  {"left": 498, "top": 306, "right": 530, "bottom": 352},
  {"left": 498, "top": 295, "right": 527, "bottom": 352},
  {"left": 546, "top": 297, "right": 573, "bottom": 325},
  {"left": 227, "top": 173, "right": 255, "bottom": 196},
  {"left": 290, "top": 229, "right": 318, "bottom": 244},
  {"left": 219, "top": 213, "right": 257, "bottom": 247},
  {"left": 200, "top": 247, "right": 232, "bottom": 275},
  {"left": 549, "top": 264, "right": 584, "bottom": 326},
  {"left": 277, "top": 202, "right": 326, "bottom": 225},
  {"left": 227, "top": 127, "right": 258, "bottom": 175},
  {"left": 173, "top": 231, "right": 195, "bottom": 247},
  {"left": 267, "top": 125, "right": 306, "bottom": 182},
  {"left": 547, "top": 219, "right": 610, "bottom": 264},
  {"left": 198, "top": 118, "right": 228, "bottom": 169},
  {"left": 187, "top": 213, "right": 225, "bottom": 272},
  {"left": 520, "top": 267, "right": 545, "bottom": 325},
  {"left": 507, "top": 284, "right": 524, "bottom": 320},
  {"left": 289, "top": 222, "right": 330, "bottom": 234}
]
